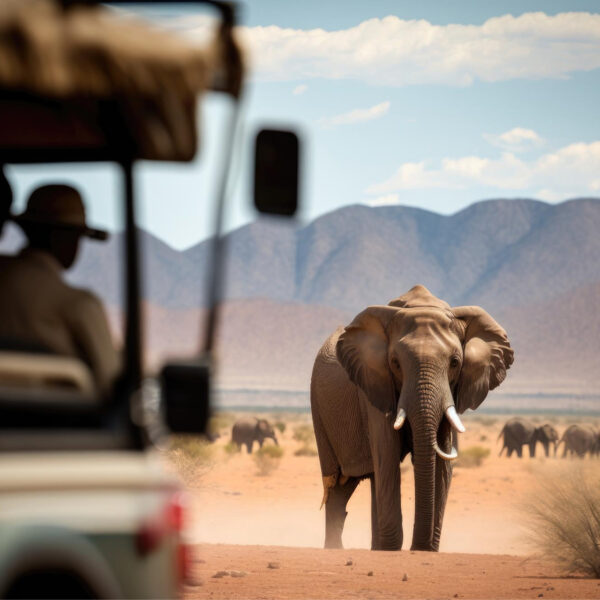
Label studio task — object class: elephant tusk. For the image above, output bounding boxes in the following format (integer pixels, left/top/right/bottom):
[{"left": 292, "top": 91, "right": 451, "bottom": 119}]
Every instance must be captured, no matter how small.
[
  {"left": 445, "top": 405, "right": 466, "bottom": 433},
  {"left": 434, "top": 442, "right": 458, "bottom": 461},
  {"left": 393, "top": 407, "right": 406, "bottom": 430}
]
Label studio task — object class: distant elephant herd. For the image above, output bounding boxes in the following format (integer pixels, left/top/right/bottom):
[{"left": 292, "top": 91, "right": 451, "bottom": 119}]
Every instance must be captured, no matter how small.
[{"left": 498, "top": 418, "right": 600, "bottom": 459}]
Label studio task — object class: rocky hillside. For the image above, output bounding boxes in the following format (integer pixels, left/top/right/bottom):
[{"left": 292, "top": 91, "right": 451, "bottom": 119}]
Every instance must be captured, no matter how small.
[{"left": 2, "top": 198, "right": 599, "bottom": 396}]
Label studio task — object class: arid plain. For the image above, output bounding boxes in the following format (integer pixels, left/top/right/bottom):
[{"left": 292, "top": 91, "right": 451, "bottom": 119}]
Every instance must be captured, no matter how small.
[{"left": 167, "top": 412, "right": 600, "bottom": 599}]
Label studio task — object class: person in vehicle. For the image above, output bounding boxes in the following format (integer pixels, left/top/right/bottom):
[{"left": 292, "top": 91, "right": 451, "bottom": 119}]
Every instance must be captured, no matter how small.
[{"left": 0, "top": 184, "right": 119, "bottom": 395}]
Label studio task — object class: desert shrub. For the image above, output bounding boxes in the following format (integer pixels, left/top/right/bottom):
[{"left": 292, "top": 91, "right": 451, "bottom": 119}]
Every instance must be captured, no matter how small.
[
  {"left": 480, "top": 434, "right": 488, "bottom": 442},
  {"left": 294, "top": 445, "right": 318, "bottom": 457},
  {"left": 223, "top": 441, "right": 240, "bottom": 455},
  {"left": 524, "top": 466, "right": 600, "bottom": 577},
  {"left": 166, "top": 435, "right": 214, "bottom": 485},
  {"left": 253, "top": 444, "right": 284, "bottom": 476},
  {"left": 292, "top": 423, "right": 318, "bottom": 457},
  {"left": 274, "top": 421, "right": 286, "bottom": 434},
  {"left": 293, "top": 424, "right": 315, "bottom": 444},
  {"left": 456, "top": 445, "right": 490, "bottom": 468}
]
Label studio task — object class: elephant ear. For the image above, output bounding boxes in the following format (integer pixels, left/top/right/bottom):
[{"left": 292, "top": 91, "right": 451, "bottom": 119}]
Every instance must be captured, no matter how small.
[
  {"left": 388, "top": 284, "right": 451, "bottom": 310},
  {"left": 336, "top": 306, "right": 399, "bottom": 415},
  {"left": 452, "top": 306, "right": 514, "bottom": 413},
  {"left": 256, "top": 419, "right": 268, "bottom": 432}
]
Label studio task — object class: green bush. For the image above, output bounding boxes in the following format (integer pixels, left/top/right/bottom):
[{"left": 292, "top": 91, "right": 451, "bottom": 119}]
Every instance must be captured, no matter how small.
[
  {"left": 253, "top": 444, "right": 284, "bottom": 476},
  {"left": 456, "top": 445, "right": 490, "bottom": 468},
  {"left": 524, "top": 466, "right": 600, "bottom": 577},
  {"left": 274, "top": 421, "right": 286, "bottom": 434}
]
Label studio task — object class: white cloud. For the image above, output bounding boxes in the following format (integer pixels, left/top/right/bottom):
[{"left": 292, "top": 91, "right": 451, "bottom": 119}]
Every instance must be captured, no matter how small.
[
  {"left": 366, "top": 141, "right": 600, "bottom": 197},
  {"left": 293, "top": 84, "right": 308, "bottom": 95},
  {"left": 319, "top": 101, "right": 390, "bottom": 128},
  {"left": 484, "top": 128, "right": 545, "bottom": 152},
  {"left": 226, "top": 12, "right": 600, "bottom": 86},
  {"left": 365, "top": 194, "right": 401, "bottom": 207}
]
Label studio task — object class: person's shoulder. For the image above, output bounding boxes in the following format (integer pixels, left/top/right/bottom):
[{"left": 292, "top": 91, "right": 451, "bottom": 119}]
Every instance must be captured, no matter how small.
[{"left": 65, "top": 285, "right": 105, "bottom": 313}]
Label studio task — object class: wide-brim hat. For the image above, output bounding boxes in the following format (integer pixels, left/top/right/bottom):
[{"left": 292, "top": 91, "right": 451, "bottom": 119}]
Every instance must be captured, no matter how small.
[{"left": 13, "top": 184, "right": 108, "bottom": 241}]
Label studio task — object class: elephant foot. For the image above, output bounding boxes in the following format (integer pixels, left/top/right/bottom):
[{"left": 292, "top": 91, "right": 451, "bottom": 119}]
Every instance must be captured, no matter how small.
[
  {"left": 372, "top": 542, "right": 402, "bottom": 551},
  {"left": 410, "top": 542, "right": 438, "bottom": 552}
]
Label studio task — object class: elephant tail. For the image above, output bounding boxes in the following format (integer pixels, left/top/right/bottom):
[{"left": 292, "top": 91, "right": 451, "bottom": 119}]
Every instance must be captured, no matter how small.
[{"left": 496, "top": 424, "right": 506, "bottom": 443}]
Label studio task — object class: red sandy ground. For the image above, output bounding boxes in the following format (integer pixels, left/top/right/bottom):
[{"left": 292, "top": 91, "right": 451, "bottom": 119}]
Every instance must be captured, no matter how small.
[
  {"left": 178, "top": 413, "right": 600, "bottom": 599},
  {"left": 184, "top": 545, "right": 600, "bottom": 600}
]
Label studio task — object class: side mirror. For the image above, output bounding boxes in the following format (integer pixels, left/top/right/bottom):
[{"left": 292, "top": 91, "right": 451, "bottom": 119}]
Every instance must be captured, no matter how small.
[
  {"left": 160, "top": 358, "right": 210, "bottom": 434},
  {"left": 254, "top": 129, "right": 299, "bottom": 216}
]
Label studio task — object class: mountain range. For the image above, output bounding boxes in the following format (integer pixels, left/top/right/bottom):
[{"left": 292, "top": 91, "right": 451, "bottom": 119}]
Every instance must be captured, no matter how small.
[{"left": 2, "top": 198, "right": 599, "bottom": 399}]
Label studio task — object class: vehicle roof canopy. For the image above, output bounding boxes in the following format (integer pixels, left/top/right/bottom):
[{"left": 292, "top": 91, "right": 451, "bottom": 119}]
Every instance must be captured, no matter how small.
[{"left": 0, "top": 0, "right": 243, "bottom": 163}]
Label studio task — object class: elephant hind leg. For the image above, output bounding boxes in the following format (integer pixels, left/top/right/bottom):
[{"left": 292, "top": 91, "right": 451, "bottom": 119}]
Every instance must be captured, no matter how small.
[{"left": 324, "top": 476, "right": 360, "bottom": 549}]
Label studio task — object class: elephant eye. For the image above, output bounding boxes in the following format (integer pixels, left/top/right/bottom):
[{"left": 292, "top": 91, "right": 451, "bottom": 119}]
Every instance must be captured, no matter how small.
[
  {"left": 390, "top": 356, "right": 401, "bottom": 371},
  {"left": 450, "top": 356, "right": 461, "bottom": 368}
]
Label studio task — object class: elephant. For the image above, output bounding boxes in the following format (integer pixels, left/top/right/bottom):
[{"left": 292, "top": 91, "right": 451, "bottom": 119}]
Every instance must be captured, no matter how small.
[
  {"left": 534, "top": 423, "right": 559, "bottom": 457},
  {"left": 310, "top": 285, "right": 513, "bottom": 551},
  {"left": 498, "top": 418, "right": 535, "bottom": 458},
  {"left": 231, "top": 417, "right": 278, "bottom": 454},
  {"left": 498, "top": 419, "right": 559, "bottom": 458},
  {"left": 558, "top": 424, "right": 596, "bottom": 458}
]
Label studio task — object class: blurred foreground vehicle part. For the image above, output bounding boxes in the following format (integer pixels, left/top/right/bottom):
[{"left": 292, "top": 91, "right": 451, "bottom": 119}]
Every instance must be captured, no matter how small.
[{"left": 0, "top": 0, "right": 299, "bottom": 598}]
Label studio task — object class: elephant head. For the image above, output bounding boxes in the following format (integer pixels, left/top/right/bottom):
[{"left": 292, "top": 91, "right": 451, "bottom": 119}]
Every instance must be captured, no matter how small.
[
  {"left": 534, "top": 424, "right": 559, "bottom": 457},
  {"left": 256, "top": 418, "right": 278, "bottom": 446},
  {"left": 336, "top": 285, "right": 513, "bottom": 549}
]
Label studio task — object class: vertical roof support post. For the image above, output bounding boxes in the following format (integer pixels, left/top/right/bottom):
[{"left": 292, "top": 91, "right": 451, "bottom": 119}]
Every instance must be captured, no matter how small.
[{"left": 122, "top": 159, "right": 145, "bottom": 448}]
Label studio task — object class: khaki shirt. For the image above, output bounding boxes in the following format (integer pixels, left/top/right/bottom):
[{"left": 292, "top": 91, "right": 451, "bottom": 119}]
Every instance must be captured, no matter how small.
[{"left": 0, "top": 248, "right": 119, "bottom": 394}]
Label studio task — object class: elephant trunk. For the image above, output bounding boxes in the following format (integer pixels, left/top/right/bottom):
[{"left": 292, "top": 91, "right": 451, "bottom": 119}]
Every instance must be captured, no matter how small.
[{"left": 401, "top": 375, "right": 447, "bottom": 551}]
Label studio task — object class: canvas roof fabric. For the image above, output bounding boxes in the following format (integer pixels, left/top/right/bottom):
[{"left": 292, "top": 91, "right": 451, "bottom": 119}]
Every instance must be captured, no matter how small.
[{"left": 0, "top": 0, "right": 243, "bottom": 161}]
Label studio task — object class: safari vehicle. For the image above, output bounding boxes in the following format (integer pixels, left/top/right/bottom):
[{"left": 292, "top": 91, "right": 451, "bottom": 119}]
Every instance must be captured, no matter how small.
[{"left": 0, "top": 1, "right": 298, "bottom": 598}]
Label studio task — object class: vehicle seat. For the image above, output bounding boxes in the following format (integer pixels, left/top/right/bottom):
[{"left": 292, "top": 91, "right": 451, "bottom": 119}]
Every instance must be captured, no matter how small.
[{"left": 0, "top": 351, "right": 94, "bottom": 395}]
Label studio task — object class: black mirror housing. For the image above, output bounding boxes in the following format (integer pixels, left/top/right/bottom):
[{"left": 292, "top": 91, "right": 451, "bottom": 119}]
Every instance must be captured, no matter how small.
[
  {"left": 254, "top": 129, "right": 299, "bottom": 216},
  {"left": 160, "top": 358, "right": 210, "bottom": 434}
]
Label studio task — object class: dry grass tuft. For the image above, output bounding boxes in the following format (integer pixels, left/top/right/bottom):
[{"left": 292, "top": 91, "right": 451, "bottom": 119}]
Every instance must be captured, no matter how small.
[
  {"left": 292, "top": 423, "right": 318, "bottom": 457},
  {"left": 524, "top": 465, "right": 600, "bottom": 578},
  {"left": 165, "top": 435, "right": 215, "bottom": 486},
  {"left": 223, "top": 441, "right": 240, "bottom": 456},
  {"left": 456, "top": 445, "right": 490, "bottom": 468},
  {"left": 293, "top": 424, "right": 315, "bottom": 444}
]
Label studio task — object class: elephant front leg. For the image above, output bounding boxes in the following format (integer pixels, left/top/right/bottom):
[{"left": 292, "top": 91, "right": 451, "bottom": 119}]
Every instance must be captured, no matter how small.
[
  {"left": 432, "top": 453, "right": 453, "bottom": 551},
  {"left": 371, "top": 463, "right": 402, "bottom": 550},
  {"left": 365, "top": 402, "right": 403, "bottom": 551}
]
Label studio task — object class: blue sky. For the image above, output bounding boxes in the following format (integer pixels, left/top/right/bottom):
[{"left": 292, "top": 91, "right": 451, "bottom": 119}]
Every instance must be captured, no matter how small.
[{"left": 7, "top": 1, "right": 600, "bottom": 249}]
